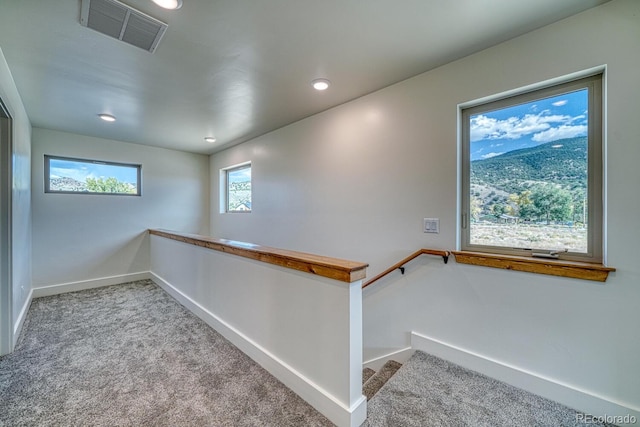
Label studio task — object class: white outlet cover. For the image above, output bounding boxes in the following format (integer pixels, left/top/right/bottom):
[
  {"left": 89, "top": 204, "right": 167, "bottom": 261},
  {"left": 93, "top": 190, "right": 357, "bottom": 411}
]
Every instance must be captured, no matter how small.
[{"left": 423, "top": 218, "right": 439, "bottom": 233}]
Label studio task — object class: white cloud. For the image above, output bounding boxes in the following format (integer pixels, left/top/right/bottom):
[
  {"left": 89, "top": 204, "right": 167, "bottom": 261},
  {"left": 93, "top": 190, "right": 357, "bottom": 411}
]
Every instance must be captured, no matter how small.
[
  {"left": 470, "top": 110, "right": 586, "bottom": 144},
  {"left": 470, "top": 112, "right": 570, "bottom": 142},
  {"left": 552, "top": 100, "right": 568, "bottom": 107},
  {"left": 568, "top": 114, "right": 586, "bottom": 124},
  {"left": 480, "top": 152, "right": 502, "bottom": 159},
  {"left": 532, "top": 124, "right": 588, "bottom": 142}
]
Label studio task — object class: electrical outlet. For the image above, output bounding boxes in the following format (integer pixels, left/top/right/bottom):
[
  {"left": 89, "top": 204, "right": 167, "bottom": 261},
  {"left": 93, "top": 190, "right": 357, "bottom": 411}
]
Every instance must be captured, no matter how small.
[{"left": 423, "top": 218, "right": 439, "bottom": 233}]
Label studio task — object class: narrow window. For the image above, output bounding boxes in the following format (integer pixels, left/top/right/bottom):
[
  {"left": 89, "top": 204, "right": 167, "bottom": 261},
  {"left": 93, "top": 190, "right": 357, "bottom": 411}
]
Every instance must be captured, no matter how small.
[
  {"left": 460, "top": 73, "right": 603, "bottom": 263},
  {"left": 224, "top": 163, "right": 251, "bottom": 213},
  {"left": 44, "top": 155, "right": 141, "bottom": 196}
]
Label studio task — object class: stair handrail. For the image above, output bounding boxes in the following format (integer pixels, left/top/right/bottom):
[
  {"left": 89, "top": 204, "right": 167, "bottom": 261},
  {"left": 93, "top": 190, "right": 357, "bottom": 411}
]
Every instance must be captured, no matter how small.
[{"left": 362, "top": 249, "right": 449, "bottom": 289}]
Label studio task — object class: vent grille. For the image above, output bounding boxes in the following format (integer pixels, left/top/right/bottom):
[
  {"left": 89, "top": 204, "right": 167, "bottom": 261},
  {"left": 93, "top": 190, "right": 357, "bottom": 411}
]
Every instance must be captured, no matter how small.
[{"left": 80, "top": 0, "right": 168, "bottom": 53}]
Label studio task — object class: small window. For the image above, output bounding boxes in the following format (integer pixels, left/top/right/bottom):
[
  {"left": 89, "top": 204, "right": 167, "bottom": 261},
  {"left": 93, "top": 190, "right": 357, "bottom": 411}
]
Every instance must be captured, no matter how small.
[
  {"left": 45, "top": 155, "right": 141, "bottom": 196},
  {"left": 224, "top": 163, "right": 251, "bottom": 213},
  {"left": 460, "top": 73, "right": 603, "bottom": 263}
]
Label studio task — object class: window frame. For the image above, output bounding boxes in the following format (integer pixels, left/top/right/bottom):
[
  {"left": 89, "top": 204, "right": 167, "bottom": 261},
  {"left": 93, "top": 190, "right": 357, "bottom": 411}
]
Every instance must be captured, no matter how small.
[
  {"left": 44, "top": 155, "right": 142, "bottom": 196},
  {"left": 459, "top": 73, "right": 603, "bottom": 263},
  {"left": 222, "top": 162, "right": 252, "bottom": 213}
]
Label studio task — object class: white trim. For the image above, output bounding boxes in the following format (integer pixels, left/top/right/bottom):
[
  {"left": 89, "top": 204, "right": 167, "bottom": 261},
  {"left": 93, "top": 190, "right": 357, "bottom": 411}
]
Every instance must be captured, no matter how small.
[
  {"left": 601, "top": 65, "right": 609, "bottom": 265},
  {"left": 32, "top": 272, "right": 151, "bottom": 298},
  {"left": 457, "top": 65, "right": 606, "bottom": 109},
  {"left": 150, "top": 271, "right": 366, "bottom": 427},
  {"left": 12, "top": 287, "right": 32, "bottom": 346},
  {"left": 363, "top": 347, "right": 415, "bottom": 371},
  {"left": 411, "top": 331, "right": 640, "bottom": 425}
]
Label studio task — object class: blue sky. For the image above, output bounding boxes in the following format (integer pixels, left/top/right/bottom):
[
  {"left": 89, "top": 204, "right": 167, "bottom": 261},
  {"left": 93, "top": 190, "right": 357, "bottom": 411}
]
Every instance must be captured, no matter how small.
[
  {"left": 470, "top": 89, "right": 588, "bottom": 161},
  {"left": 50, "top": 159, "right": 138, "bottom": 184},
  {"left": 228, "top": 166, "right": 251, "bottom": 184}
]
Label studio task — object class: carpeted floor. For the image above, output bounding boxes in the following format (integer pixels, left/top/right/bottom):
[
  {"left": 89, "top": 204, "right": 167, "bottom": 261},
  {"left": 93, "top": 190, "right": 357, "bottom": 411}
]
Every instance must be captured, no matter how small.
[
  {"left": 363, "top": 350, "right": 610, "bottom": 427},
  {"left": 1, "top": 280, "right": 616, "bottom": 427},
  {"left": 0, "top": 280, "right": 334, "bottom": 427}
]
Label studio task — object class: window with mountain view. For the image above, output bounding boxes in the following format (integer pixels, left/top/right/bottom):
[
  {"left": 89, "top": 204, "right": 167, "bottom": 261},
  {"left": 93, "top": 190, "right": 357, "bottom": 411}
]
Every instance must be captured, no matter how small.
[
  {"left": 460, "top": 74, "right": 603, "bottom": 263},
  {"left": 45, "top": 155, "right": 141, "bottom": 196},
  {"left": 225, "top": 163, "right": 251, "bottom": 213}
]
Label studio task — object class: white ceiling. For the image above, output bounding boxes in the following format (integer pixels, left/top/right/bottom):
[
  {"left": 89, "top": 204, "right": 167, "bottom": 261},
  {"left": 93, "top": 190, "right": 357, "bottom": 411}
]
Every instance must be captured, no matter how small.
[{"left": 0, "top": 0, "right": 610, "bottom": 154}]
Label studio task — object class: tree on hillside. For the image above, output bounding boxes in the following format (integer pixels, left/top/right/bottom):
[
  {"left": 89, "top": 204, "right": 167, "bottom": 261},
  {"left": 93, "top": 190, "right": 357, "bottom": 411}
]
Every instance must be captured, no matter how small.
[
  {"left": 508, "top": 190, "right": 533, "bottom": 218},
  {"left": 228, "top": 181, "right": 251, "bottom": 210},
  {"left": 470, "top": 196, "right": 482, "bottom": 221},
  {"left": 530, "top": 184, "right": 573, "bottom": 224},
  {"left": 490, "top": 203, "right": 507, "bottom": 220},
  {"left": 86, "top": 177, "right": 136, "bottom": 194},
  {"left": 571, "top": 188, "right": 587, "bottom": 224}
]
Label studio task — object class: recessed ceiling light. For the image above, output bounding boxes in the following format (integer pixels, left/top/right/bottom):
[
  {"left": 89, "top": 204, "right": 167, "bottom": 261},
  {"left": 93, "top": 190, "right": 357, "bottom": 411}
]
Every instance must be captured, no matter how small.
[
  {"left": 312, "top": 79, "right": 330, "bottom": 91},
  {"left": 151, "top": 0, "right": 183, "bottom": 9},
  {"left": 204, "top": 137, "right": 216, "bottom": 143},
  {"left": 98, "top": 114, "right": 116, "bottom": 122}
]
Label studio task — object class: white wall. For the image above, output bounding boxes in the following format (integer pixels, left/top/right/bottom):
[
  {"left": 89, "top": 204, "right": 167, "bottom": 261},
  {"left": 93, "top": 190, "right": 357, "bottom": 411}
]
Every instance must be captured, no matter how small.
[
  {"left": 210, "top": 0, "right": 640, "bottom": 417},
  {"left": 150, "top": 235, "right": 366, "bottom": 427},
  {"left": 0, "top": 47, "right": 32, "bottom": 343},
  {"left": 31, "top": 128, "right": 209, "bottom": 288}
]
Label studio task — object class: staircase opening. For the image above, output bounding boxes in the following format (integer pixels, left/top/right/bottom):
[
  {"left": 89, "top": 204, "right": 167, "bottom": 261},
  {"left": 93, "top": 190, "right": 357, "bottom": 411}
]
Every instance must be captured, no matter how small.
[{"left": 363, "top": 360, "right": 402, "bottom": 401}]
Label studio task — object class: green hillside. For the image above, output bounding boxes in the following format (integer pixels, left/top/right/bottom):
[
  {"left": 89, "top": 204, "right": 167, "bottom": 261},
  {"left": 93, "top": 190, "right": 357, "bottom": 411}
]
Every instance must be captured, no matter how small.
[
  {"left": 471, "top": 137, "right": 587, "bottom": 194},
  {"left": 470, "top": 137, "right": 588, "bottom": 223}
]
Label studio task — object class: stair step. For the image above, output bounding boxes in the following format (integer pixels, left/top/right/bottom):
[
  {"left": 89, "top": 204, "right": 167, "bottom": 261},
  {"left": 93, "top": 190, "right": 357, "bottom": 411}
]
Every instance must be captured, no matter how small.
[
  {"left": 362, "top": 367, "right": 376, "bottom": 385},
  {"left": 362, "top": 360, "right": 402, "bottom": 400}
]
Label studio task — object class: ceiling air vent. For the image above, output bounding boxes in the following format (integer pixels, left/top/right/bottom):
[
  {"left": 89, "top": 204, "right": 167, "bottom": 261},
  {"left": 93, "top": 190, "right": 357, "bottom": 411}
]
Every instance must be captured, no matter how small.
[{"left": 80, "top": 0, "right": 168, "bottom": 53}]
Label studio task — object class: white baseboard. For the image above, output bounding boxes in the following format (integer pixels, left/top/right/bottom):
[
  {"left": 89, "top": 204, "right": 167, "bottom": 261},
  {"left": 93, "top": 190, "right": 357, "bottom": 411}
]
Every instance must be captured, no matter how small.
[
  {"left": 32, "top": 272, "right": 151, "bottom": 298},
  {"left": 363, "top": 347, "right": 415, "bottom": 371},
  {"left": 150, "top": 271, "right": 366, "bottom": 427},
  {"left": 13, "top": 288, "right": 32, "bottom": 347},
  {"left": 411, "top": 331, "right": 640, "bottom": 425}
]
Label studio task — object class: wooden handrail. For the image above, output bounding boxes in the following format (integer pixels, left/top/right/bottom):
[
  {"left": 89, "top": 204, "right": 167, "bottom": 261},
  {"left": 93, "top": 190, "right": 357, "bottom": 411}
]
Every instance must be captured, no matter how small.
[
  {"left": 149, "top": 229, "right": 369, "bottom": 283},
  {"left": 362, "top": 249, "right": 449, "bottom": 289}
]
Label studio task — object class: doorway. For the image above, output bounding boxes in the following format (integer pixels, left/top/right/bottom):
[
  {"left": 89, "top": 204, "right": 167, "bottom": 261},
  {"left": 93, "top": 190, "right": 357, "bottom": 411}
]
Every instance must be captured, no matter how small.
[{"left": 0, "top": 98, "right": 13, "bottom": 356}]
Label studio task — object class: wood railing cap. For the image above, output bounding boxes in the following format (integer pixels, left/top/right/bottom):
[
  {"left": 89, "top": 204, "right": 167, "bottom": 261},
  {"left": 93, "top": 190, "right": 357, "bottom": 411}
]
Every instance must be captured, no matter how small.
[{"left": 149, "top": 229, "right": 368, "bottom": 283}]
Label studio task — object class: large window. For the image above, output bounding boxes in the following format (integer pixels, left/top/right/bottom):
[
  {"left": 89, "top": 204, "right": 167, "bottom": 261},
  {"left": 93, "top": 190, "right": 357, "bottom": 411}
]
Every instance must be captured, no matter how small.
[
  {"left": 223, "top": 163, "right": 251, "bottom": 213},
  {"left": 45, "top": 155, "right": 141, "bottom": 196},
  {"left": 460, "top": 73, "right": 603, "bottom": 263}
]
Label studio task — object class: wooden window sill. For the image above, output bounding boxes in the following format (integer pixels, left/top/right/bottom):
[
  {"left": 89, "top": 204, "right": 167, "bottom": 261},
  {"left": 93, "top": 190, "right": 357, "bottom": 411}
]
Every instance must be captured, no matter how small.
[{"left": 451, "top": 251, "right": 615, "bottom": 282}]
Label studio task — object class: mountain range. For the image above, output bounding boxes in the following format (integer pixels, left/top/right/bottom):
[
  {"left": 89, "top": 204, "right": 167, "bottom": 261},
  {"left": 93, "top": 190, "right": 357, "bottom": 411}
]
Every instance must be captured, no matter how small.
[{"left": 471, "top": 137, "right": 587, "bottom": 197}]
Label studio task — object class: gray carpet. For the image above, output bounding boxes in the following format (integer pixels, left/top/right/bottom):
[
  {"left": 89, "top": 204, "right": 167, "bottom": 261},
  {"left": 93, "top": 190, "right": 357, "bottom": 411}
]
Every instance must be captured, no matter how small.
[
  {"left": 363, "top": 360, "right": 402, "bottom": 401},
  {"left": 0, "top": 280, "right": 334, "bottom": 427},
  {"left": 364, "top": 350, "right": 610, "bottom": 427}
]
